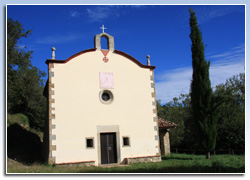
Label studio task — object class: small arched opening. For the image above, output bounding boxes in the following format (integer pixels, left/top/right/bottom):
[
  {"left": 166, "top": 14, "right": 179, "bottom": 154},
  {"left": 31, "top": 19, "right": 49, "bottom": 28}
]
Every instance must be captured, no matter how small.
[
  {"left": 101, "top": 36, "right": 109, "bottom": 50},
  {"left": 94, "top": 33, "right": 114, "bottom": 51}
]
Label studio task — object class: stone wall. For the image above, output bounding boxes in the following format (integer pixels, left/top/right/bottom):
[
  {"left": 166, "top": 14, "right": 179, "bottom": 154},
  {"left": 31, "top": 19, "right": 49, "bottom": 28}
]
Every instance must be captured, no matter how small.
[
  {"left": 126, "top": 155, "right": 161, "bottom": 164},
  {"left": 56, "top": 161, "right": 95, "bottom": 167}
]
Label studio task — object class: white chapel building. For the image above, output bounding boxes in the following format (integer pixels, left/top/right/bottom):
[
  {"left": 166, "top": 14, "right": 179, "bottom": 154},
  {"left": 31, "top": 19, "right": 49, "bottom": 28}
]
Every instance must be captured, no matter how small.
[{"left": 43, "top": 28, "right": 163, "bottom": 166}]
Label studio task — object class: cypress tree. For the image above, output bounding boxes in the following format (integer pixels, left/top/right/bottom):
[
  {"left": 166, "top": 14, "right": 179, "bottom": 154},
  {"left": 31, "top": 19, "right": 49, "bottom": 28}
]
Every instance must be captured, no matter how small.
[{"left": 189, "top": 8, "right": 217, "bottom": 159}]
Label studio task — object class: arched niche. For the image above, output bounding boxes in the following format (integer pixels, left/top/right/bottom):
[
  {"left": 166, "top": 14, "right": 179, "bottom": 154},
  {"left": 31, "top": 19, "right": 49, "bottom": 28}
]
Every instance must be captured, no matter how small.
[{"left": 94, "top": 32, "right": 115, "bottom": 51}]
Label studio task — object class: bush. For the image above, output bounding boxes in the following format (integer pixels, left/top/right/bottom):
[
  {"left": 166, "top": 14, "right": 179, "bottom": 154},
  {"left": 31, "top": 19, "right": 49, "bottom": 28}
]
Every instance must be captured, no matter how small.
[{"left": 7, "top": 113, "right": 29, "bottom": 128}]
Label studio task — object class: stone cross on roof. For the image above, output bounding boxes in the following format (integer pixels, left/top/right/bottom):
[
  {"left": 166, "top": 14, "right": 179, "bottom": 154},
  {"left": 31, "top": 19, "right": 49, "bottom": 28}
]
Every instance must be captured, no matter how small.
[{"left": 100, "top": 25, "right": 107, "bottom": 33}]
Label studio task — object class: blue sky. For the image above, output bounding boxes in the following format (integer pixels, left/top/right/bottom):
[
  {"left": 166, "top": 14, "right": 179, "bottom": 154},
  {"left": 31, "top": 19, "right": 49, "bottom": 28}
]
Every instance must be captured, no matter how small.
[{"left": 7, "top": 5, "right": 245, "bottom": 104}]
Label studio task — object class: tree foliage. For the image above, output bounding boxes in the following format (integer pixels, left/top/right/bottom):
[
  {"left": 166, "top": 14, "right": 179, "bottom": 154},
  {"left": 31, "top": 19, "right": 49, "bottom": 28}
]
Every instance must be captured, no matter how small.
[
  {"left": 189, "top": 8, "right": 218, "bottom": 158},
  {"left": 214, "top": 73, "right": 245, "bottom": 150},
  {"left": 157, "top": 94, "right": 192, "bottom": 148},
  {"left": 157, "top": 72, "right": 245, "bottom": 153},
  {"left": 7, "top": 18, "right": 47, "bottom": 130}
]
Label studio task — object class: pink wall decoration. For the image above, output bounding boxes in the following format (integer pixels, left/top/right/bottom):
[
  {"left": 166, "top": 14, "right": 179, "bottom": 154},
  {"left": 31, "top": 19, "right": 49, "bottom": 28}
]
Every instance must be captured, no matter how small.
[{"left": 100, "top": 72, "right": 114, "bottom": 89}]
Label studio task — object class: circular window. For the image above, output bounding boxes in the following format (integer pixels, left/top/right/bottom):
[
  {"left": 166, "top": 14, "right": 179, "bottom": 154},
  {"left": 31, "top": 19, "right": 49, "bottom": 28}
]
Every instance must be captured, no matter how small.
[
  {"left": 102, "top": 92, "right": 110, "bottom": 101},
  {"left": 99, "top": 90, "right": 113, "bottom": 104}
]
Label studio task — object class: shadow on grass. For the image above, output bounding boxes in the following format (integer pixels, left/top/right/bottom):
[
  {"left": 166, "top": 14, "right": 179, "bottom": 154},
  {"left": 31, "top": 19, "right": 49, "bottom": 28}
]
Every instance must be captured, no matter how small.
[
  {"left": 7, "top": 123, "right": 44, "bottom": 165},
  {"left": 161, "top": 156, "right": 193, "bottom": 161},
  {"left": 75, "top": 156, "right": 244, "bottom": 173},
  {"left": 76, "top": 165, "right": 245, "bottom": 173}
]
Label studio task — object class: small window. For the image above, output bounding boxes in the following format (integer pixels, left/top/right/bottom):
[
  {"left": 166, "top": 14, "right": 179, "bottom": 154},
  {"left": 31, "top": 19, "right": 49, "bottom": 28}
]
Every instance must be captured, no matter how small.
[
  {"left": 86, "top": 138, "right": 94, "bottom": 148},
  {"left": 102, "top": 92, "right": 110, "bottom": 101},
  {"left": 99, "top": 90, "right": 113, "bottom": 104},
  {"left": 123, "top": 137, "right": 130, "bottom": 146}
]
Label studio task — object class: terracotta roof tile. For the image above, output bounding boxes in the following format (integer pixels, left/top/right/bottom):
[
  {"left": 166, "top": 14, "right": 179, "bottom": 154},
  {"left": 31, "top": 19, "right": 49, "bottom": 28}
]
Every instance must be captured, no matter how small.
[{"left": 158, "top": 117, "right": 177, "bottom": 128}]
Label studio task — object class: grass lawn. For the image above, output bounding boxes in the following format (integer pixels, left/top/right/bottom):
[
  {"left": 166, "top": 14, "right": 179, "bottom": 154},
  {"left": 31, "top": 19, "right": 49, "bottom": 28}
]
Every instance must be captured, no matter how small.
[{"left": 7, "top": 153, "right": 245, "bottom": 174}]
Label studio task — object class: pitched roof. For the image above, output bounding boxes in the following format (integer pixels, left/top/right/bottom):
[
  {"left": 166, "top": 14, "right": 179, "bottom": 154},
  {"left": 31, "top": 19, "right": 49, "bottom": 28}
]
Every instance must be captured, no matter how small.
[{"left": 158, "top": 117, "right": 177, "bottom": 129}]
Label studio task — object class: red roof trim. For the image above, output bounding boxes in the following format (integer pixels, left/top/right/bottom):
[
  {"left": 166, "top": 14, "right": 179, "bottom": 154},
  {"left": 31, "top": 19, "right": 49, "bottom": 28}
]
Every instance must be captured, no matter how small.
[
  {"left": 45, "top": 48, "right": 97, "bottom": 64},
  {"left": 113, "top": 50, "right": 156, "bottom": 70},
  {"left": 45, "top": 48, "right": 156, "bottom": 70}
]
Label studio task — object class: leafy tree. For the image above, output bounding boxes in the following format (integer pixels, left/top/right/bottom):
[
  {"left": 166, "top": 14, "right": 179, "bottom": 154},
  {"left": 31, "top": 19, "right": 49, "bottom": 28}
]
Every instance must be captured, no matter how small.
[
  {"left": 7, "top": 18, "right": 46, "bottom": 130},
  {"left": 7, "top": 18, "right": 32, "bottom": 111},
  {"left": 157, "top": 94, "right": 192, "bottom": 148},
  {"left": 214, "top": 73, "right": 245, "bottom": 151},
  {"left": 156, "top": 100, "right": 164, "bottom": 119},
  {"left": 157, "top": 73, "right": 244, "bottom": 153},
  {"left": 189, "top": 9, "right": 218, "bottom": 159}
]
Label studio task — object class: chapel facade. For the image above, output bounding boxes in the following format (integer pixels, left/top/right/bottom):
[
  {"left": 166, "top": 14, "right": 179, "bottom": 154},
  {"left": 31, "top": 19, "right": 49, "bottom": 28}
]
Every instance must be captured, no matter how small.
[{"left": 43, "top": 30, "right": 162, "bottom": 166}]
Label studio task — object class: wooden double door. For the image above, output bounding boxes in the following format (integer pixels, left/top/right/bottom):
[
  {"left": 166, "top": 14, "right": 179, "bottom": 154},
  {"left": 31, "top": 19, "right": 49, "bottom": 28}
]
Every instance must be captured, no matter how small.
[{"left": 100, "top": 133, "right": 117, "bottom": 164}]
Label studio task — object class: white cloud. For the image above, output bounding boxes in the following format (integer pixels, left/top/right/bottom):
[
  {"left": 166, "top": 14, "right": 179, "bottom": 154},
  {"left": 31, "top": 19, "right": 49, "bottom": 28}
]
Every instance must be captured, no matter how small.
[
  {"left": 36, "top": 34, "right": 80, "bottom": 44},
  {"left": 70, "top": 10, "right": 81, "bottom": 17},
  {"left": 85, "top": 5, "right": 148, "bottom": 23},
  {"left": 193, "top": 5, "right": 244, "bottom": 24},
  {"left": 86, "top": 6, "right": 120, "bottom": 23},
  {"left": 210, "top": 60, "right": 244, "bottom": 88},
  {"left": 155, "top": 45, "right": 245, "bottom": 104},
  {"left": 155, "top": 67, "right": 192, "bottom": 104},
  {"left": 207, "top": 44, "right": 245, "bottom": 60}
]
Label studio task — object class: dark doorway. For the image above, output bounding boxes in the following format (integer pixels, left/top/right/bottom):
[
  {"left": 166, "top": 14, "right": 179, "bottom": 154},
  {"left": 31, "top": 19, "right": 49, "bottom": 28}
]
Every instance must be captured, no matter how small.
[{"left": 100, "top": 133, "right": 117, "bottom": 164}]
